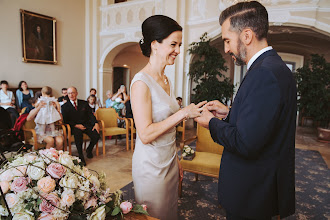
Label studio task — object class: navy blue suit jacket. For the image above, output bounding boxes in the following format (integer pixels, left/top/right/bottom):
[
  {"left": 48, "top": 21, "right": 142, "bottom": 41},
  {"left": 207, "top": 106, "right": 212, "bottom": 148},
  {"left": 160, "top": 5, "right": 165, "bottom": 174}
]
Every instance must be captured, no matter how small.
[{"left": 209, "top": 49, "right": 296, "bottom": 218}]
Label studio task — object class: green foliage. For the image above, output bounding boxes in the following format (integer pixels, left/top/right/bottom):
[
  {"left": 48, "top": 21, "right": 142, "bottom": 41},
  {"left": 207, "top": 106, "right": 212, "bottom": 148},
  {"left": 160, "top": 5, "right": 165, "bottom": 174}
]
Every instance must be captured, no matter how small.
[
  {"left": 188, "top": 32, "right": 234, "bottom": 104},
  {"left": 133, "top": 204, "right": 149, "bottom": 215},
  {"left": 295, "top": 54, "right": 330, "bottom": 128}
]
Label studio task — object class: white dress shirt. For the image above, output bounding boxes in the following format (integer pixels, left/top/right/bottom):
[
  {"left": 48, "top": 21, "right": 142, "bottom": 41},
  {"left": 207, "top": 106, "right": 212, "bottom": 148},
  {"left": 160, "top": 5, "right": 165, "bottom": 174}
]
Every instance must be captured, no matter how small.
[{"left": 247, "top": 46, "right": 273, "bottom": 70}]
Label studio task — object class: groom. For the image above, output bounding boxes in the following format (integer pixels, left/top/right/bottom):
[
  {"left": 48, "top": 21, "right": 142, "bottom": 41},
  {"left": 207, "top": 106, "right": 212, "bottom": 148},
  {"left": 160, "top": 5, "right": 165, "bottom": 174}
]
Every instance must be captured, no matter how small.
[{"left": 195, "top": 1, "right": 296, "bottom": 219}]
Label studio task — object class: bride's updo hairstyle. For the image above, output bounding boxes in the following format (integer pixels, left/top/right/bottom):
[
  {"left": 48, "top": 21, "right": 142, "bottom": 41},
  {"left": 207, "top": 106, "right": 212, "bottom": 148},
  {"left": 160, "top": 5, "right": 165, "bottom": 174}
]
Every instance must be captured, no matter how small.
[{"left": 139, "top": 15, "right": 182, "bottom": 57}]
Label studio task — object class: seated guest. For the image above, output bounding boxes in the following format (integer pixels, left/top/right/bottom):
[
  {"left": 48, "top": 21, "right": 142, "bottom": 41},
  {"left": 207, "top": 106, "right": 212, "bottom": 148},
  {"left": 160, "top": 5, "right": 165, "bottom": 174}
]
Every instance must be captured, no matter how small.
[
  {"left": 62, "top": 87, "right": 100, "bottom": 165},
  {"left": 105, "top": 90, "right": 114, "bottom": 108},
  {"left": 87, "top": 95, "right": 99, "bottom": 113},
  {"left": 89, "top": 88, "right": 102, "bottom": 108},
  {"left": 16, "top": 81, "right": 34, "bottom": 112},
  {"left": 58, "top": 87, "right": 69, "bottom": 106},
  {"left": 125, "top": 100, "right": 133, "bottom": 119},
  {"left": 0, "top": 107, "right": 12, "bottom": 130},
  {"left": 0, "top": 80, "right": 19, "bottom": 127},
  {"left": 26, "top": 87, "right": 64, "bottom": 150}
]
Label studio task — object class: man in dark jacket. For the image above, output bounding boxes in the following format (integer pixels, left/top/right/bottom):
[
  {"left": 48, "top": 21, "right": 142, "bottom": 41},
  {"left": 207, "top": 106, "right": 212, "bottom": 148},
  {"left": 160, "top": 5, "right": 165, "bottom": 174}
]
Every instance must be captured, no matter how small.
[
  {"left": 61, "top": 87, "right": 100, "bottom": 165},
  {"left": 195, "top": 1, "right": 296, "bottom": 219}
]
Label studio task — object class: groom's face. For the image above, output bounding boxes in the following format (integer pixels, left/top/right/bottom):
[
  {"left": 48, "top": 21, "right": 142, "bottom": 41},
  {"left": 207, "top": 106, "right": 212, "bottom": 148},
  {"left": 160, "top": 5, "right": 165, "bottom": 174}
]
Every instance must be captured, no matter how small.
[{"left": 222, "top": 19, "right": 246, "bottom": 66}]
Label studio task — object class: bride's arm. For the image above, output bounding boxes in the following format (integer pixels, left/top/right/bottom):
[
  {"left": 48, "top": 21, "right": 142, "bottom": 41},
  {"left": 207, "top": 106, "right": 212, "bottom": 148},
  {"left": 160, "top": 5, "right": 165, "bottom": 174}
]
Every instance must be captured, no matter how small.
[{"left": 131, "top": 81, "right": 204, "bottom": 145}]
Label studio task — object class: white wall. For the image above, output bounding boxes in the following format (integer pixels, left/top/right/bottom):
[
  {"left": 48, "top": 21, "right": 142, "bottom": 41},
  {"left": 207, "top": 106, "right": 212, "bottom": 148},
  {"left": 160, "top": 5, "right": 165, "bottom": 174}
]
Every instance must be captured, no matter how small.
[{"left": 0, "top": 0, "right": 85, "bottom": 98}]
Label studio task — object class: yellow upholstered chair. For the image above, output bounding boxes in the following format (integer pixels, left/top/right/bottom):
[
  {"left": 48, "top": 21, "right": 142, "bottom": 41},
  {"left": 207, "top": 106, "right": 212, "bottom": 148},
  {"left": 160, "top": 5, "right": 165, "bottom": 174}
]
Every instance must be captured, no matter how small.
[
  {"left": 65, "top": 124, "right": 98, "bottom": 156},
  {"left": 126, "top": 118, "right": 136, "bottom": 151},
  {"left": 179, "top": 123, "right": 224, "bottom": 197},
  {"left": 95, "top": 108, "right": 129, "bottom": 154},
  {"left": 176, "top": 119, "right": 186, "bottom": 141},
  {"left": 23, "top": 120, "right": 67, "bottom": 151}
]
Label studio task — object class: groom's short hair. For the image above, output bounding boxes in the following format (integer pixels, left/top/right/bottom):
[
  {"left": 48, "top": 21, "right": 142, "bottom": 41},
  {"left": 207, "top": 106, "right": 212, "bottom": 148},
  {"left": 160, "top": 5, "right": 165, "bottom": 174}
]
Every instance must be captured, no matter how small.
[{"left": 219, "top": 1, "right": 269, "bottom": 41}]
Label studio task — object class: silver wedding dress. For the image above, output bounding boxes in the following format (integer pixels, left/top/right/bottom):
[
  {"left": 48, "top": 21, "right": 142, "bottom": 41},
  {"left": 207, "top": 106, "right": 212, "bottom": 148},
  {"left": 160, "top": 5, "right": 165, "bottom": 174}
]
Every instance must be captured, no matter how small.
[{"left": 130, "top": 72, "right": 180, "bottom": 220}]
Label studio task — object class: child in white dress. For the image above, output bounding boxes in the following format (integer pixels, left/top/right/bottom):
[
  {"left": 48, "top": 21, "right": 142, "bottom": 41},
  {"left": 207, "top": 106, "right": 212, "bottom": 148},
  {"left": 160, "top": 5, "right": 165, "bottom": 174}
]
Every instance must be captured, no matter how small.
[{"left": 34, "top": 86, "right": 62, "bottom": 143}]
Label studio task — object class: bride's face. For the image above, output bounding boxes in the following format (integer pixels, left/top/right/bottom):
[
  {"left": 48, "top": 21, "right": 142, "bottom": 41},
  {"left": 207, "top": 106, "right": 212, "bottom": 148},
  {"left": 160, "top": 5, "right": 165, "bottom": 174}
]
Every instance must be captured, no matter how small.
[{"left": 153, "top": 31, "right": 182, "bottom": 66}]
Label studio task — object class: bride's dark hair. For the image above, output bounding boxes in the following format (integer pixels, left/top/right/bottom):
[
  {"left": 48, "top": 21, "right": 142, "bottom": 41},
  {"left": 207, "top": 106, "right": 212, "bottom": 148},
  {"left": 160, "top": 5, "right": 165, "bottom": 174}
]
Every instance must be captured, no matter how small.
[{"left": 139, "top": 15, "right": 182, "bottom": 57}]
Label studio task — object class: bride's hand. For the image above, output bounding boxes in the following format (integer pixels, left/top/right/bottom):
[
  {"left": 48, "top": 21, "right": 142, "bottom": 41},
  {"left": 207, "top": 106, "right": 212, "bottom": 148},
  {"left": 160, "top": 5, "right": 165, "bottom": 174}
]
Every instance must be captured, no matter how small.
[{"left": 182, "top": 101, "right": 207, "bottom": 119}]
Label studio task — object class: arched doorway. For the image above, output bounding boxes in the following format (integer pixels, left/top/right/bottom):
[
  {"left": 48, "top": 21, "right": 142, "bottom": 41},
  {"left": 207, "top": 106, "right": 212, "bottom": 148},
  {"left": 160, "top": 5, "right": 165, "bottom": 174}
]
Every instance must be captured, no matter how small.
[{"left": 100, "top": 43, "right": 148, "bottom": 101}]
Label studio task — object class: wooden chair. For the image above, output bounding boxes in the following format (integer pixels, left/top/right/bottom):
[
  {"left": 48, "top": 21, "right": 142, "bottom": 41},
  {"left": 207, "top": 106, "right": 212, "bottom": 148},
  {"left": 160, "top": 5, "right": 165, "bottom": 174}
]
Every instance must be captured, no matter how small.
[
  {"left": 176, "top": 119, "right": 186, "bottom": 141},
  {"left": 126, "top": 118, "right": 136, "bottom": 151},
  {"left": 95, "top": 108, "right": 129, "bottom": 155},
  {"left": 65, "top": 124, "right": 99, "bottom": 156},
  {"left": 22, "top": 120, "right": 67, "bottom": 151},
  {"left": 179, "top": 123, "right": 224, "bottom": 197}
]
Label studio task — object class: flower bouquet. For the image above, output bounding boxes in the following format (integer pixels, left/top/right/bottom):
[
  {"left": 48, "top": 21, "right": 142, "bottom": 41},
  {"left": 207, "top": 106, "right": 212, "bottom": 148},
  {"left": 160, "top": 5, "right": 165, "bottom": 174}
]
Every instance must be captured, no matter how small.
[
  {"left": 182, "top": 145, "right": 195, "bottom": 161},
  {"left": 0, "top": 148, "right": 148, "bottom": 219}
]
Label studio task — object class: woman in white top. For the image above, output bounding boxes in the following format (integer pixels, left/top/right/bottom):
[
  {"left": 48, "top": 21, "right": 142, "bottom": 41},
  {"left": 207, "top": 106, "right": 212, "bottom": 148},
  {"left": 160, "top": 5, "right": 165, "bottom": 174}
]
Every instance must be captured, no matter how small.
[
  {"left": 0, "top": 80, "right": 19, "bottom": 127},
  {"left": 130, "top": 15, "right": 206, "bottom": 220}
]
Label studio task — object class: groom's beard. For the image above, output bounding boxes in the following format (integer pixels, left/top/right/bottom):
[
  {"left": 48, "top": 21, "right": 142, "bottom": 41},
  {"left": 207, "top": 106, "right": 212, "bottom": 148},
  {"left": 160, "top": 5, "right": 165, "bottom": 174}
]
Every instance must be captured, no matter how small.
[{"left": 230, "top": 38, "right": 246, "bottom": 66}]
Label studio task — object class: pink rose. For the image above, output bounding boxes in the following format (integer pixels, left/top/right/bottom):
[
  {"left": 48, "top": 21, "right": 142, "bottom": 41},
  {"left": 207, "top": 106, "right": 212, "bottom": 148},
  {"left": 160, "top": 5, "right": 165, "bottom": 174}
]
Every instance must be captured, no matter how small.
[
  {"left": 120, "top": 201, "right": 133, "bottom": 214},
  {"left": 40, "top": 148, "right": 59, "bottom": 160},
  {"left": 39, "top": 193, "right": 60, "bottom": 213},
  {"left": 0, "top": 181, "right": 10, "bottom": 194},
  {"left": 12, "top": 166, "right": 27, "bottom": 177},
  {"left": 11, "top": 177, "right": 30, "bottom": 192},
  {"left": 5, "top": 193, "right": 18, "bottom": 208},
  {"left": 46, "top": 163, "right": 66, "bottom": 179},
  {"left": 84, "top": 196, "right": 98, "bottom": 209},
  {"left": 38, "top": 212, "right": 56, "bottom": 220},
  {"left": 38, "top": 176, "right": 56, "bottom": 194},
  {"left": 0, "top": 170, "right": 14, "bottom": 182},
  {"left": 142, "top": 204, "right": 147, "bottom": 211}
]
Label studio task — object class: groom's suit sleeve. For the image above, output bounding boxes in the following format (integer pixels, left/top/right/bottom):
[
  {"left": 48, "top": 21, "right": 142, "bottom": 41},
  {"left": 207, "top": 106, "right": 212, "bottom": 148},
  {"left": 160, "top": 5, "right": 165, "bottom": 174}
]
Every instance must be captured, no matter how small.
[{"left": 209, "top": 67, "right": 281, "bottom": 159}]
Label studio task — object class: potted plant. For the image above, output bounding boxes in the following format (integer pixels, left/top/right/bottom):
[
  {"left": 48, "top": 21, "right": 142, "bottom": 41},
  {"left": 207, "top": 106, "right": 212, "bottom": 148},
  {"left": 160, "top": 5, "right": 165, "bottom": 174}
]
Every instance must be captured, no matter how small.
[
  {"left": 188, "top": 32, "right": 234, "bottom": 104},
  {"left": 295, "top": 54, "right": 330, "bottom": 142}
]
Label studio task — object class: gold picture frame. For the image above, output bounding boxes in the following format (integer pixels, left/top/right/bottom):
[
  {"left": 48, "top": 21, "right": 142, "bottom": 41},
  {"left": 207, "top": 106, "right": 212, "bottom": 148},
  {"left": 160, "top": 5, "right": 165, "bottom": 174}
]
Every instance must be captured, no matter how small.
[{"left": 20, "top": 9, "right": 57, "bottom": 64}]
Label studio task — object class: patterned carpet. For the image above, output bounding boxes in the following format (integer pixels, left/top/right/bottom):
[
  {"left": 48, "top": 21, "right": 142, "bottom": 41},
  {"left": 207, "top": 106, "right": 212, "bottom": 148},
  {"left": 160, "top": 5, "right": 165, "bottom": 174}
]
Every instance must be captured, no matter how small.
[{"left": 120, "top": 148, "right": 330, "bottom": 220}]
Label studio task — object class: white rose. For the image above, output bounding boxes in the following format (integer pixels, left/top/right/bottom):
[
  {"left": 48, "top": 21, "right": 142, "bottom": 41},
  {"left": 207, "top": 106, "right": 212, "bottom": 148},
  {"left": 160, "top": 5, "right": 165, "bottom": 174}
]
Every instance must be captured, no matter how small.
[
  {"left": 27, "top": 162, "right": 45, "bottom": 180},
  {"left": 0, "top": 181, "right": 10, "bottom": 194},
  {"left": 13, "top": 212, "right": 34, "bottom": 220},
  {"left": 24, "top": 153, "right": 38, "bottom": 163},
  {"left": 185, "top": 148, "right": 190, "bottom": 153},
  {"left": 58, "top": 154, "right": 74, "bottom": 169},
  {"left": 89, "top": 206, "right": 106, "bottom": 220},
  {"left": 5, "top": 193, "right": 18, "bottom": 208},
  {"left": 61, "top": 189, "right": 75, "bottom": 207},
  {"left": 89, "top": 175, "right": 100, "bottom": 189},
  {"left": 191, "top": 149, "right": 195, "bottom": 154},
  {"left": 0, "top": 170, "right": 14, "bottom": 182},
  {"left": 12, "top": 166, "right": 27, "bottom": 177},
  {"left": 182, "top": 152, "right": 187, "bottom": 157},
  {"left": 59, "top": 175, "right": 79, "bottom": 189}
]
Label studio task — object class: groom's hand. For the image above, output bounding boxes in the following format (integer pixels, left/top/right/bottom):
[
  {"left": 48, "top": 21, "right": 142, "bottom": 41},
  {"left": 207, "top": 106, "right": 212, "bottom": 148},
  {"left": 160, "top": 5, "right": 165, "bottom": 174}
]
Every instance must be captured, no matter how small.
[
  {"left": 194, "top": 107, "right": 214, "bottom": 129},
  {"left": 206, "top": 100, "right": 229, "bottom": 118}
]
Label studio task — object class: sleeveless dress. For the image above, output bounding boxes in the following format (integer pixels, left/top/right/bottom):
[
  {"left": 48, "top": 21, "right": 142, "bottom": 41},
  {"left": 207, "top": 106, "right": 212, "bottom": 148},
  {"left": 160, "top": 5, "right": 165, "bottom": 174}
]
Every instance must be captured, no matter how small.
[{"left": 130, "top": 72, "right": 180, "bottom": 220}]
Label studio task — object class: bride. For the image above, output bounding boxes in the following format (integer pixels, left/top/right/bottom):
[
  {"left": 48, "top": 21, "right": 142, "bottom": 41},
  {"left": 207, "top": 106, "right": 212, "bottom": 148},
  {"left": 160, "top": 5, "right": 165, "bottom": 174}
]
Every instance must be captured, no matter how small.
[{"left": 130, "top": 15, "right": 205, "bottom": 220}]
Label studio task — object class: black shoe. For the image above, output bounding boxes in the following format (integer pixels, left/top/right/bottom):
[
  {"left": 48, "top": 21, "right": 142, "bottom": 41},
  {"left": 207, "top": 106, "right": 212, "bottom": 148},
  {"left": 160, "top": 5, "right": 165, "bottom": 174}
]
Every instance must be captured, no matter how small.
[
  {"left": 80, "top": 158, "right": 86, "bottom": 166},
  {"left": 79, "top": 155, "right": 86, "bottom": 166},
  {"left": 86, "top": 150, "right": 93, "bottom": 159}
]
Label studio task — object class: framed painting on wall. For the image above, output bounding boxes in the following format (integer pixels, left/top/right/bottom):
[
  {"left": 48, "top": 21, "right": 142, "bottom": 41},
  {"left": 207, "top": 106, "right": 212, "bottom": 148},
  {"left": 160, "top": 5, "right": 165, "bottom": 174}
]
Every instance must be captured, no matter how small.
[{"left": 20, "top": 9, "right": 57, "bottom": 64}]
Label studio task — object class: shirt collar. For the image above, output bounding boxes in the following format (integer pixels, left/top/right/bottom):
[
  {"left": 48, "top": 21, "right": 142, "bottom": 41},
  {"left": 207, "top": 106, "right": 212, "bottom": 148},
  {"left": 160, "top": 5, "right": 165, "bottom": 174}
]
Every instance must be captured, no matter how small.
[
  {"left": 70, "top": 99, "right": 77, "bottom": 106},
  {"left": 247, "top": 46, "right": 273, "bottom": 70}
]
